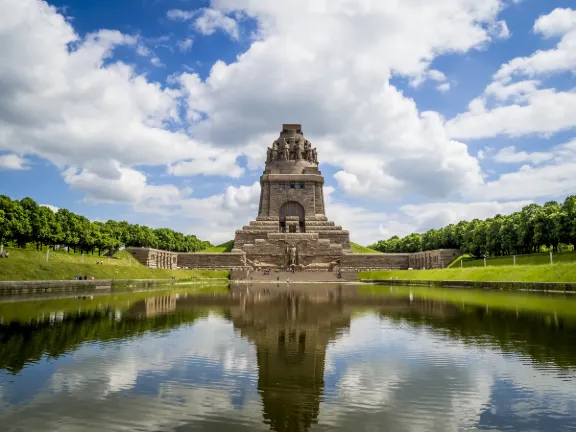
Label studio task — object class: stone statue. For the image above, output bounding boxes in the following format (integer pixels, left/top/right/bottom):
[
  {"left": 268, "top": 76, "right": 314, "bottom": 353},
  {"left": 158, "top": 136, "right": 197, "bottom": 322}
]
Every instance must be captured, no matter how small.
[
  {"left": 312, "top": 148, "right": 318, "bottom": 164},
  {"left": 286, "top": 245, "right": 297, "bottom": 267},
  {"left": 266, "top": 147, "right": 272, "bottom": 164},
  {"left": 283, "top": 140, "right": 290, "bottom": 161},
  {"left": 304, "top": 141, "right": 312, "bottom": 162},
  {"left": 271, "top": 141, "right": 279, "bottom": 160},
  {"left": 294, "top": 139, "right": 302, "bottom": 160}
]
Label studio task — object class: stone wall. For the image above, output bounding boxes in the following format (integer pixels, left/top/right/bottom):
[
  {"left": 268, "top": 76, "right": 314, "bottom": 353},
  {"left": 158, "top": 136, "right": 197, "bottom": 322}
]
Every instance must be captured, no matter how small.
[
  {"left": 178, "top": 252, "right": 246, "bottom": 270},
  {"left": 126, "top": 247, "right": 178, "bottom": 269},
  {"left": 127, "top": 247, "right": 460, "bottom": 272},
  {"left": 409, "top": 249, "right": 461, "bottom": 269},
  {"left": 340, "top": 253, "right": 410, "bottom": 270},
  {"left": 258, "top": 171, "right": 324, "bottom": 219}
]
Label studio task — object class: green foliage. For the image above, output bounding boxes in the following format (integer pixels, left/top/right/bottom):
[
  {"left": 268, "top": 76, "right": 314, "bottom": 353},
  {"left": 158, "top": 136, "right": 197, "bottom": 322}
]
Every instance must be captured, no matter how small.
[
  {"left": 0, "top": 195, "right": 213, "bottom": 254},
  {"left": 350, "top": 242, "right": 381, "bottom": 253},
  {"left": 359, "top": 262, "right": 576, "bottom": 282},
  {"left": 0, "top": 247, "right": 229, "bottom": 281},
  {"left": 203, "top": 240, "right": 235, "bottom": 252},
  {"left": 368, "top": 196, "right": 576, "bottom": 256}
]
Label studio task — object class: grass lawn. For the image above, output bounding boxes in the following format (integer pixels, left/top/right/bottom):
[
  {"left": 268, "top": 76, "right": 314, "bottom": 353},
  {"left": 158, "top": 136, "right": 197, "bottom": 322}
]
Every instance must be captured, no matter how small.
[
  {"left": 460, "top": 251, "right": 576, "bottom": 267},
  {"left": 202, "top": 240, "right": 235, "bottom": 252},
  {"left": 359, "top": 262, "right": 576, "bottom": 283},
  {"left": 350, "top": 242, "right": 380, "bottom": 253},
  {"left": 0, "top": 247, "right": 229, "bottom": 281}
]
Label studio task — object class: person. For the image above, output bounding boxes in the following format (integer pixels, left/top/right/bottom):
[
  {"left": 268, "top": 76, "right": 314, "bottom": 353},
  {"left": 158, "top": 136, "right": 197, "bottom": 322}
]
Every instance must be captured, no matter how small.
[
  {"left": 83, "top": 275, "right": 87, "bottom": 280},
  {"left": 4, "top": 251, "right": 8, "bottom": 259},
  {"left": 90, "top": 276, "right": 94, "bottom": 280}
]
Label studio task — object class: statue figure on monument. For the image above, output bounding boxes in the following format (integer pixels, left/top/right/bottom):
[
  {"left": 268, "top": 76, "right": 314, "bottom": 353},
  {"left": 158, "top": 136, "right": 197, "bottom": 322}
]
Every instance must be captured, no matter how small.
[
  {"left": 271, "top": 141, "right": 279, "bottom": 160},
  {"left": 304, "top": 141, "right": 312, "bottom": 162},
  {"left": 283, "top": 140, "right": 290, "bottom": 161},
  {"left": 266, "top": 147, "right": 272, "bottom": 164},
  {"left": 285, "top": 245, "right": 297, "bottom": 267},
  {"left": 294, "top": 139, "right": 302, "bottom": 160},
  {"left": 312, "top": 148, "right": 318, "bottom": 164}
]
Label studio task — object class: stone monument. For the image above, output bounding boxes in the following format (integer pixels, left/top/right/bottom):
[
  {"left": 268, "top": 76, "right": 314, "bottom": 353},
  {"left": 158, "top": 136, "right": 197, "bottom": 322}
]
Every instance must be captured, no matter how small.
[
  {"left": 232, "top": 124, "right": 351, "bottom": 273},
  {"left": 127, "top": 123, "right": 461, "bottom": 278}
]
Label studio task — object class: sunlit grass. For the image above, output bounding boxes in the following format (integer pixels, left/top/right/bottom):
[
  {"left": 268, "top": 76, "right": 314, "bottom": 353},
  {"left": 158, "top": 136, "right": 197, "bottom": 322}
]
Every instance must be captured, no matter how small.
[
  {"left": 202, "top": 240, "right": 235, "bottom": 252},
  {"left": 0, "top": 247, "right": 229, "bottom": 281},
  {"left": 359, "top": 262, "right": 576, "bottom": 282},
  {"left": 350, "top": 242, "right": 381, "bottom": 253}
]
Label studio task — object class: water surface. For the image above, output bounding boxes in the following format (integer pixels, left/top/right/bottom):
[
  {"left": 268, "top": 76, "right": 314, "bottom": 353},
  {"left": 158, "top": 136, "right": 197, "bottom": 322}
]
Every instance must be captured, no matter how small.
[{"left": 1, "top": 284, "right": 575, "bottom": 431}]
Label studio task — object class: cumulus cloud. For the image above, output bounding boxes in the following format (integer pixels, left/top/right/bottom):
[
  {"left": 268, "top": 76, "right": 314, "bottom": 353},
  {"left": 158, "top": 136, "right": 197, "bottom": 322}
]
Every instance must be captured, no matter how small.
[
  {"left": 0, "top": 0, "right": 244, "bottom": 204},
  {"left": 0, "top": 153, "right": 29, "bottom": 170},
  {"left": 447, "top": 8, "right": 576, "bottom": 140},
  {"left": 493, "top": 146, "right": 553, "bottom": 164},
  {"left": 176, "top": 0, "right": 510, "bottom": 201},
  {"left": 178, "top": 38, "right": 194, "bottom": 52},
  {"left": 167, "top": 8, "right": 239, "bottom": 40},
  {"left": 40, "top": 204, "right": 59, "bottom": 212}
]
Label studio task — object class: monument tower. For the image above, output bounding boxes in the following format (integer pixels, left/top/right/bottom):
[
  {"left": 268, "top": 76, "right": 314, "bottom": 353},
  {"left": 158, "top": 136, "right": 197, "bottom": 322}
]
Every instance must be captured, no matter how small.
[{"left": 233, "top": 124, "right": 351, "bottom": 271}]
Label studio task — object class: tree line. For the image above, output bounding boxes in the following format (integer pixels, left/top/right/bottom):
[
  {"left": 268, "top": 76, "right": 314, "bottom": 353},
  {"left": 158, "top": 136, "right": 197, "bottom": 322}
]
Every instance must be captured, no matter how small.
[
  {"left": 0, "top": 195, "right": 212, "bottom": 254},
  {"left": 369, "top": 196, "right": 576, "bottom": 257}
]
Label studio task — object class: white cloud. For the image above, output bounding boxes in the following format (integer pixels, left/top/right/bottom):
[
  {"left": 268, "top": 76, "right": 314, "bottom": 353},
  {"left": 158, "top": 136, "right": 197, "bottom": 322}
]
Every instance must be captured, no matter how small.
[
  {"left": 178, "top": 38, "right": 194, "bottom": 52},
  {"left": 493, "top": 145, "right": 553, "bottom": 164},
  {"left": 177, "top": 0, "right": 511, "bottom": 202},
  {"left": 447, "top": 86, "right": 576, "bottom": 139},
  {"left": 167, "top": 8, "right": 239, "bottom": 40},
  {"left": 166, "top": 9, "right": 195, "bottom": 21},
  {"left": 437, "top": 82, "right": 451, "bottom": 92},
  {"left": 0, "top": 0, "right": 244, "bottom": 204},
  {"left": 0, "top": 153, "right": 29, "bottom": 170},
  {"left": 62, "top": 163, "right": 190, "bottom": 208},
  {"left": 534, "top": 8, "right": 576, "bottom": 39},
  {"left": 446, "top": 8, "right": 576, "bottom": 140},
  {"left": 400, "top": 200, "right": 532, "bottom": 230},
  {"left": 40, "top": 204, "right": 59, "bottom": 212},
  {"left": 494, "top": 8, "right": 576, "bottom": 82},
  {"left": 193, "top": 8, "right": 239, "bottom": 39},
  {"left": 490, "top": 19, "right": 510, "bottom": 39}
]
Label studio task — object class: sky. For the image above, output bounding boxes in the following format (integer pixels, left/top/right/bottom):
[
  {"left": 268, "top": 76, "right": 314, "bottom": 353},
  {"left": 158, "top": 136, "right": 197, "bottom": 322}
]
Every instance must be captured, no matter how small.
[{"left": 1, "top": 0, "right": 576, "bottom": 245}]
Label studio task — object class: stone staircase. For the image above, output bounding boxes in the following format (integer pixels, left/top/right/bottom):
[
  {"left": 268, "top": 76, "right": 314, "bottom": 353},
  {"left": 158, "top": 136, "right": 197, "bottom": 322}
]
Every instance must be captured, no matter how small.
[{"left": 240, "top": 270, "right": 343, "bottom": 282}]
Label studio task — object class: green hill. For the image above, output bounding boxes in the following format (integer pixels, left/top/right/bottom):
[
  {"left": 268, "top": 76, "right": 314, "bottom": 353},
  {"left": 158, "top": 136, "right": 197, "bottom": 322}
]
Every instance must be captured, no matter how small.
[
  {"left": 0, "top": 247, "right": 228, "bottom": 281},
  {"left": 458, "top": 251, "right": 576, "bottom": 267},
  {"left": 350, "top": 242, "right": 381, "bottom": 253},
  {"left": 360, "top": 262, "right": 576, "bottom": 283},
  {"left": 202, "top": 240, "right": 235, "bottom": 252}
]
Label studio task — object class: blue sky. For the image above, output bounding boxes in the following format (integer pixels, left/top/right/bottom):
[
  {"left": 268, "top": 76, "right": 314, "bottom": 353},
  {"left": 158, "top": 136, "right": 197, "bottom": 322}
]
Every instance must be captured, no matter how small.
[{"left": 1, "top": 0, "right": 576, "bottom": 244}]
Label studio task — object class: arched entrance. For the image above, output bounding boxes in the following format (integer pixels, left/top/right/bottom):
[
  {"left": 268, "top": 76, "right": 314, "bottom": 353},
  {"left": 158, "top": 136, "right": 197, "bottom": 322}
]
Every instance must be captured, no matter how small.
[{"left": 279, "top": 201, "right": 305, "bottom": 233}]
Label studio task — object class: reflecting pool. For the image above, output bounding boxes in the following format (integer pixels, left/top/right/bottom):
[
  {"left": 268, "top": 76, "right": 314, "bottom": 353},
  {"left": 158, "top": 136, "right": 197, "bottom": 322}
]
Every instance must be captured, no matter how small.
[{"left": 1, "top": 283, "right": 575, "bottom": 431}]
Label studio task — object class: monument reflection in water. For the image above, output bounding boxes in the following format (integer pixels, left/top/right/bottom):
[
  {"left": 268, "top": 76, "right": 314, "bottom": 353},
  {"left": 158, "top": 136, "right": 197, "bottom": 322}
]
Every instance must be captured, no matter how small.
[
  {"left": 230, "top": 285, "right": 353, "bottom": 431},
  {"left": 1, "top": 284, "right": 576, "bottom": 431}
]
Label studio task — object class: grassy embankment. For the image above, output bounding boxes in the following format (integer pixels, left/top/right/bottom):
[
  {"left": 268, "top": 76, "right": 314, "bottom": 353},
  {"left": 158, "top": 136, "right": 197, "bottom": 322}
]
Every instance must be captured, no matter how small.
[
  {"left": 203, "top": 240, "right": 235, "bottom": 252},
  {"left": 360, "top": 261, "right": 576, "bottom": 283},
  {"left": 0, "top": 248, "right": 229, "bottom": 281},
  {"left": 350, "top": 242, "right": 380, "bottom": 253},
  {"left": 456, "top": 251, "right": 576, "bottom": 267}
]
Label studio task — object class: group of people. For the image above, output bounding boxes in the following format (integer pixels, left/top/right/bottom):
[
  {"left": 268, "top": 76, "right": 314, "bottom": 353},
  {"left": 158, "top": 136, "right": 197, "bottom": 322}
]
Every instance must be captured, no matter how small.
[
  {"left": 0, "top": 251, "right": 9, "bottom": 258},
  {"left": 95, "top": 260, "right": 105, "bottom": 264},
  {"left": 74, "top": 275, "right": 94, "bottom": 280}
]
